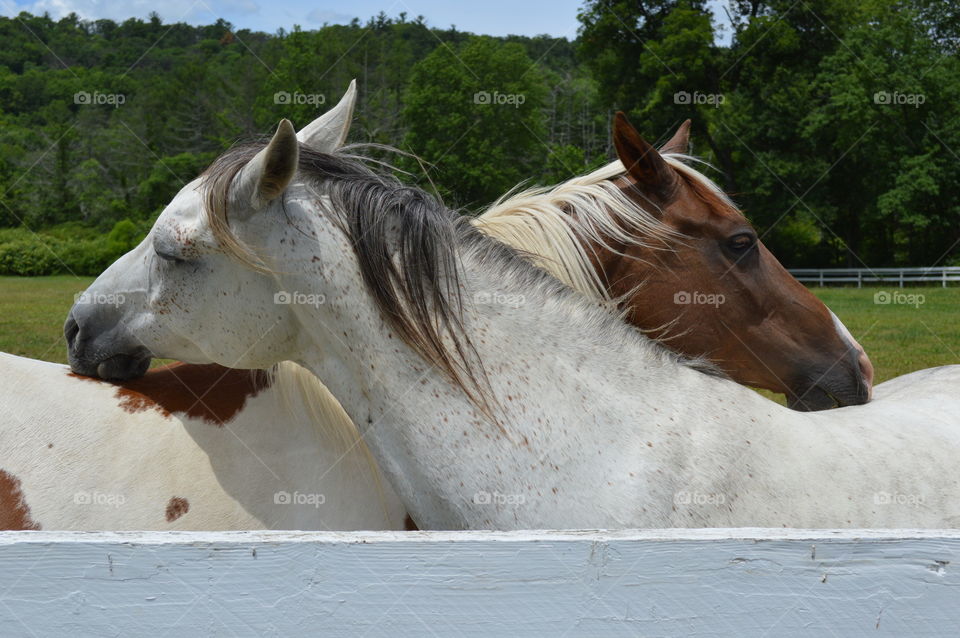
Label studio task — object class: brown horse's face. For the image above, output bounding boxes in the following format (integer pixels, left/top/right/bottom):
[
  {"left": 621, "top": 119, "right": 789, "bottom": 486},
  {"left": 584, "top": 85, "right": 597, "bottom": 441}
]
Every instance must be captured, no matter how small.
[{"left": 595, "top": 113, "right": 872, "bottom": 410}]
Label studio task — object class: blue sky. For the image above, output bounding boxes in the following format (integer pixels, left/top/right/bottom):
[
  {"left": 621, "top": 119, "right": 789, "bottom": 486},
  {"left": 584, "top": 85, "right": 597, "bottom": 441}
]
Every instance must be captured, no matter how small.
[
  {"left": 3, "top": 0, "right": 732, "bottom": 40},
  {"left": 4, "top": 0, "right": 583, "bottom": 36}
]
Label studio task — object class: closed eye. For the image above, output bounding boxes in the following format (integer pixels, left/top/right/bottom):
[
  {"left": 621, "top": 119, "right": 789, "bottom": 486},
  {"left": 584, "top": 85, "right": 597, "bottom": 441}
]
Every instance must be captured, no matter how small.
[{"left": 155, "top": 249, "right": 185, "bottom": 265}]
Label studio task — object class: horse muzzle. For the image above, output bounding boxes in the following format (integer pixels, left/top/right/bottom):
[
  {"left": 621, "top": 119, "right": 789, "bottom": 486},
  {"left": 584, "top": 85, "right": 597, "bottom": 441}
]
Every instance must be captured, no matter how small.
[
  {"left": 64, "top": 312, "right": 152, "bottom": 381},
  {"left": 786, "top": 347, "right": 872, "bottom": 411}
]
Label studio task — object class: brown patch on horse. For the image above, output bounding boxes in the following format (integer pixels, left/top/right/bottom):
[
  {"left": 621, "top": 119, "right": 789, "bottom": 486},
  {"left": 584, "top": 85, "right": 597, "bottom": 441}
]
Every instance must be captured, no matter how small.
[
  {"left": 72, "top": 363, "right": 272, "bottom": 426},
  {"left": 165, "top": 496, "right": 190, "bottom": 522},
  {"left": 0, "top": 470, "right": 40, "bottom": 530},
  {"left": 675, "top": 170, "right": 740, "bottom": 222},
  {"left": 403, "top": 514, "right": 419, "bottom": 531},
  {"left": 602, "top": 116, "right": 869, "bottom": 408}
]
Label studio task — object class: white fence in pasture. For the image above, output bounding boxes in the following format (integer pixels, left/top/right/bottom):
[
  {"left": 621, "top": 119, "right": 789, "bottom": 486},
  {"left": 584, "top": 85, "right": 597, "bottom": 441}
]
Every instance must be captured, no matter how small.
[
  {"left": 1, "top": 529, "right": 958, "bottom": 637},
  {"left": 790, "top": 266, "right": 960, "bottom": 287}
]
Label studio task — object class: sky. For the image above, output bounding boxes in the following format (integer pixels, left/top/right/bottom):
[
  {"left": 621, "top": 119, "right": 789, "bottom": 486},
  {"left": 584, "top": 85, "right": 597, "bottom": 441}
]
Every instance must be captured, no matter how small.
[
  {"left": 2, "top": 0, "right": 733, "bottom": 41},
  {"left": 4, "top": 0, "right": 584, "bottom": 37}
]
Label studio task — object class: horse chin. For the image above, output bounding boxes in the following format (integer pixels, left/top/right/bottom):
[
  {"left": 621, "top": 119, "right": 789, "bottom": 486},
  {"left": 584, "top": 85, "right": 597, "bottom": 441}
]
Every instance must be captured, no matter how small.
[
  {"left": 98, "top": 354, "right": 151, "bottom": 381},
  {"left": 786, "top": 386, "right": 838, "bottom": 412},
  {"left": 71, "top": 353, "right": 151, "bottom": 381},
  {"left": 787, "top": 376, "right": 870, "bottom": 411}
]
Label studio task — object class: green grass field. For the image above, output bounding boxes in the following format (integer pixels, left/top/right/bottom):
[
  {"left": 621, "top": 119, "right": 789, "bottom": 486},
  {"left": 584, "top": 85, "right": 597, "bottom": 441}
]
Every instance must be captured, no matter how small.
[
  {"left": 0, "top": 275, "right": 93, "bottom": 365},
  {"left": 1, "top": 276, "right": 957, "bottom": 391}
]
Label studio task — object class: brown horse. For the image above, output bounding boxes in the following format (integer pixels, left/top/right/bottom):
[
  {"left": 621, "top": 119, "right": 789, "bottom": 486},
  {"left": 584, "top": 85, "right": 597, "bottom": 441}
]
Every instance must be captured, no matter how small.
[{"left": 476, "top": 112, "right": 872, "bottom": 411}]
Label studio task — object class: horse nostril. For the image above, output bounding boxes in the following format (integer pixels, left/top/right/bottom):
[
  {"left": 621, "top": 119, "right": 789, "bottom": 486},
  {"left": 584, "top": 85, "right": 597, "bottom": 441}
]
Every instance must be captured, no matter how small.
[{"left": 64, "top": 315, "right": 80, "bottom": 350}]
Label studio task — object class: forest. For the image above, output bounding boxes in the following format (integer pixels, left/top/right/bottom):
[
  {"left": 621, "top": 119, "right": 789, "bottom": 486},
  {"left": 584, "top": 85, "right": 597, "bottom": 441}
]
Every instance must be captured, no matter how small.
[{"left": 0, "top": 0, "right": 957, "bottom": 275}]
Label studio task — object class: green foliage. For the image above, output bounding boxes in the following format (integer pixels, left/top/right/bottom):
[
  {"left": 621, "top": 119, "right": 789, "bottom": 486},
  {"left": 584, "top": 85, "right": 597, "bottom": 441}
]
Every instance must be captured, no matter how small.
[
  {"left": 135, "top": 152, "right": 215, "bottom": 218},
  {"left": 402, "top": 37, "right": 550, "bottom": 208},
  {"left": 577, "top": 0, "right": 959, "bottom": 267},
  {"left": 0, "top": 235, "right": 64, "bottom": 276},
  {"left": 0, "top": 5, "right": 955, "bottom": 271},
  {"left": 0, "top": 219, "right": 144, "bottom": 276},
  {"left": 542, "top": 144, "right": 607, "bottom": 185},
  {"left": 105, "top": 218, "right": 147, "bottom": 255}
]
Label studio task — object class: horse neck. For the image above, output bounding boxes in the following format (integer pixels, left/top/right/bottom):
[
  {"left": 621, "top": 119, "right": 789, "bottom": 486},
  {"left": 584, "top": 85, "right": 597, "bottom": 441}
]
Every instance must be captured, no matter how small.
[{"left": 283, "top": 206, "right": 796, "bottom": 526}]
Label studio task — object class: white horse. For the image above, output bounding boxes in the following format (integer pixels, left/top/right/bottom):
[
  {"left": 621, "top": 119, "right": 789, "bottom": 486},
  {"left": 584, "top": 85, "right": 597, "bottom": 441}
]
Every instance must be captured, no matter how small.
[
  {"left": 0, "top": 352, "right": 408, "bottom": 530},
  {"left": 63, "top": 109, "right": 960, "bottom": 530}
]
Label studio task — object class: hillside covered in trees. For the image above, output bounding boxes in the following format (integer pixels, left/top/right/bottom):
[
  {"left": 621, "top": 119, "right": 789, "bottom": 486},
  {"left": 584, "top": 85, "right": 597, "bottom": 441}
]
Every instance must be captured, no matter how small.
[{"left": 0, "top": 0, "right": 957, "bottom": 275}]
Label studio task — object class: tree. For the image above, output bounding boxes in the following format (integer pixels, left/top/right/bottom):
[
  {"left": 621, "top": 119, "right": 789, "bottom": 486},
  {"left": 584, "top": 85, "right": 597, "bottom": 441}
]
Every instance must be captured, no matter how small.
[{"left": 402, "top": 36, "right": 549, "bottom": 208}]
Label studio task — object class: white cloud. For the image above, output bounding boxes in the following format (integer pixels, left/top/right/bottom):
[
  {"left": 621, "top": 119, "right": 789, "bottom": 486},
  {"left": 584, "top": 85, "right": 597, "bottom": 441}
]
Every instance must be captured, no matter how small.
[{"left": 305, "top": 8, "right": 352, "bottom": 25}]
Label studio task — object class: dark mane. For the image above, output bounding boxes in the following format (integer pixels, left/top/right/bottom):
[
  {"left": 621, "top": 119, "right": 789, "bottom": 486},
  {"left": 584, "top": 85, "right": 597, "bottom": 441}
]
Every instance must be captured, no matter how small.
[
  {"left": 202, "top": 142, "right": 499, "bottom": 424},
  {"left": 201, "top": 143, "right": 724, "bottom": 425}
]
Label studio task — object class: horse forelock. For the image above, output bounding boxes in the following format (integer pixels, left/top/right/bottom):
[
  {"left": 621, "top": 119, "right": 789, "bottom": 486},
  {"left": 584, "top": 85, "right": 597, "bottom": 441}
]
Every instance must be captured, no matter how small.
[
  {"left": 662, "top": 154, "right": 741, "bottom": 218},
  {"left": 201, "top": 144, "right": 269, "bottom": 271}
]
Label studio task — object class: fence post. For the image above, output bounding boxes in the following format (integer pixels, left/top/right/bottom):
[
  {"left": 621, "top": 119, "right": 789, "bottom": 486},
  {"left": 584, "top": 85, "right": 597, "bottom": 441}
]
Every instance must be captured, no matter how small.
[
  {"left": 819, "top": 271, "right": 824, "bottom": 287},
  {"left": 945, "top": 270, "right": 948, "bottom": 288},
  {"left": 858, "top": 271, "right": 862, "bottom": 288},
  {"left": 899, "top": 271, "right": 904, "bottom": 288}
]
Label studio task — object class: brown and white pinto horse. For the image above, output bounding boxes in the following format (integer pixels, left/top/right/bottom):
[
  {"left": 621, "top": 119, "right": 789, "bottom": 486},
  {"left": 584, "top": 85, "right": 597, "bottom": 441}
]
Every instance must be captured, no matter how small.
[
  {"left": 0, "top": 353, "right": 409, "bottom": 530},
  {"left": 476, "top": 113, "right": 872, "bottom": 410}
]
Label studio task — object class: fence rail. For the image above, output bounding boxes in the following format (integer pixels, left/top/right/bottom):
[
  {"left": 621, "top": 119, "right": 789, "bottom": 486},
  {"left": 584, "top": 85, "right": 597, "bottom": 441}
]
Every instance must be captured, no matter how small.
[
  {"left": 0, "top": 529, "right": 957, "bottom": 637},
  {"left": 789, "top": 266, "right": 960, "bottom": 287}
]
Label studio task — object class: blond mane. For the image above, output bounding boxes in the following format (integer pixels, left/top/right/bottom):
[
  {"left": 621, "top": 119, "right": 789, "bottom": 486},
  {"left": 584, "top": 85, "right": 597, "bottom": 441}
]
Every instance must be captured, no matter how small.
[
  {"left": 271, "top": 361, "right": 399, "bottom": 527},
  {"left": 473, "top": 155, "right": 727, "bottom": 301}
]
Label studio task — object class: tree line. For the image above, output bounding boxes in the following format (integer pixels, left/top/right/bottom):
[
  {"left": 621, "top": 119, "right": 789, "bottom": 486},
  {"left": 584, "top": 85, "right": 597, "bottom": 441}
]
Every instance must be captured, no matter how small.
[{"left": 0, "top": 1, "right": 956, "bottom": 275}]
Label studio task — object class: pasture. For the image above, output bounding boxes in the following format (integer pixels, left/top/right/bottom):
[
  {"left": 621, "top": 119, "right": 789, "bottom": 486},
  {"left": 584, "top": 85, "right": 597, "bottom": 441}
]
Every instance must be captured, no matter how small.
[{"left": 1, "top": 275, "right": 956, "bottom": 390}]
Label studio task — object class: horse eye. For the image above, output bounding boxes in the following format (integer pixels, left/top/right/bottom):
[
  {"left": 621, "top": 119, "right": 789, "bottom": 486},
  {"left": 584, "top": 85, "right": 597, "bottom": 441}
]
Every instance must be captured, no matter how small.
[
  {"left": 155, "top": 249, "right": 184, "bottom": 265},
  {"left": 727, "top": 234, "right": 756, "bottom": 252}
]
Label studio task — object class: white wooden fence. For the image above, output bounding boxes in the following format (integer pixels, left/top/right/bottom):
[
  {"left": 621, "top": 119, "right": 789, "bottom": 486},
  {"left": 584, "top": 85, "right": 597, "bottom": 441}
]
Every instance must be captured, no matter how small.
[
  {"left": 1, "top": 529, "right": 958, "bottom": 637},
  {"left": 790, "top": 266, "right": 960, "bottom": 287}
]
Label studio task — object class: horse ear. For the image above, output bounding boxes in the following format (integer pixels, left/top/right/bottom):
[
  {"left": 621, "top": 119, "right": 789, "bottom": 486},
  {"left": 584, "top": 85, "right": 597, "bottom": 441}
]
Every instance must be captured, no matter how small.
[
  {"left": 296, "top": 79, "right": 357, "bottom": 152},
  {"left": 660, "top": 119, "right": 691, "bottom": 155},
  {"left": 233, "top": 119, "right": 299, "bottom": 212},
  {"left": 613, "top": 111, "right": 677, "bottom": 198}
]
